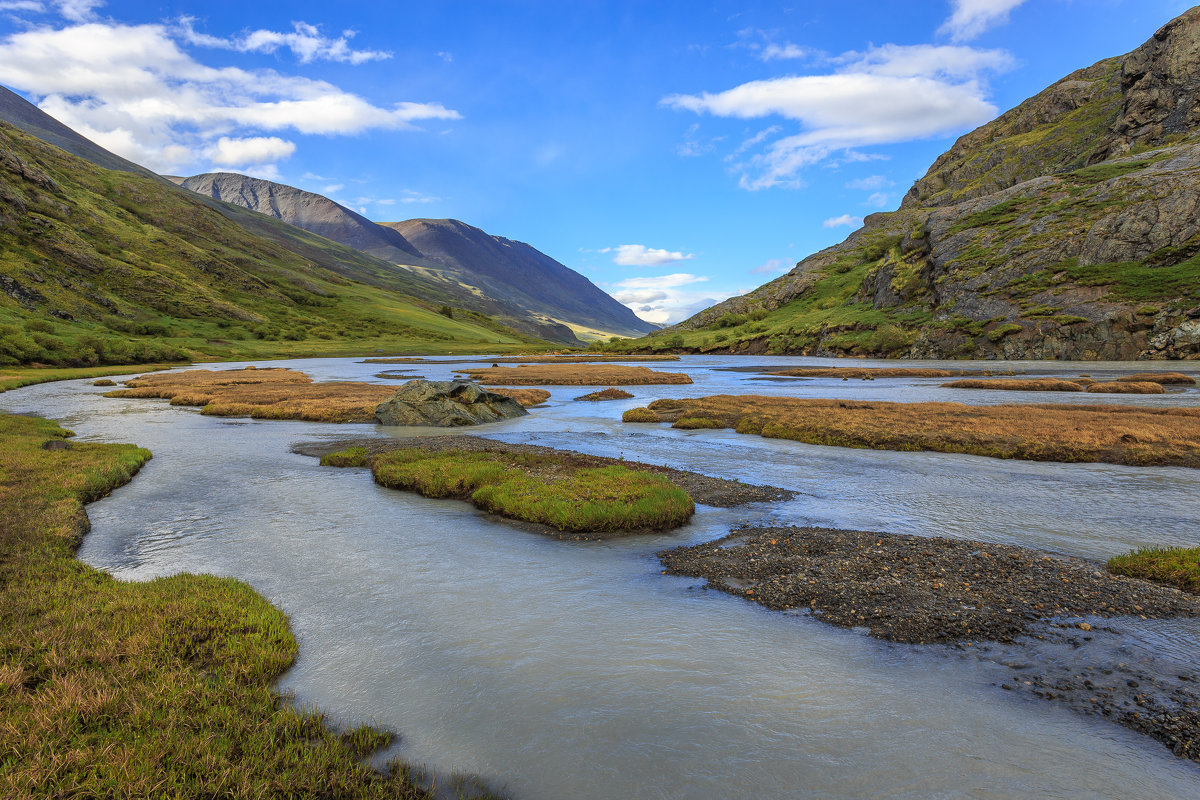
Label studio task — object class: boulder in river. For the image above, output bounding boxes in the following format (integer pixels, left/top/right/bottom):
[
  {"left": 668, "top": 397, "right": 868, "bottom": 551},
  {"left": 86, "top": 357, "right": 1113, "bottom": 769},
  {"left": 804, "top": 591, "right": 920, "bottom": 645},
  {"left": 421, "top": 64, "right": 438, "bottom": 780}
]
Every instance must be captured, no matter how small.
[{"left": 374, "top": 380, "right": 528, "bottom": 427}]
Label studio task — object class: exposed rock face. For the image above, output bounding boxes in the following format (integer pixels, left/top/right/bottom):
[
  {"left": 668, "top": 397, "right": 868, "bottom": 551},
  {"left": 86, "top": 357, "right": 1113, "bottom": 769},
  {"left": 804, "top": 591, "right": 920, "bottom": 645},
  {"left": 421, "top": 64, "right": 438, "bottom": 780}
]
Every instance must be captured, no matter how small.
[
  {"left": 674, "top": 9, "right": 1200, "bottom": 361},
  {"left": 374, "top": 380, "right": 528, "bottom": 427},
  {"left": 173, "top": 173, "right": 425, "bottom": 263}
]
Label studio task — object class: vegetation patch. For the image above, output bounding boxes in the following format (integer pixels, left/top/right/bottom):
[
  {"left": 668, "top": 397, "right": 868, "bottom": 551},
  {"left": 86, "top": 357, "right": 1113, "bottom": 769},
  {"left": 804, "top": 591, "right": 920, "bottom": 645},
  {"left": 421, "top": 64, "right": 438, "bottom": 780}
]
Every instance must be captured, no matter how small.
[
  {"left": 673, "top": 417, "right": 724, "bottom": 429},
  {"left": 105, "top": 367, "right": 395, "bottom": 423},
  {"left": 622, "top": 395, "right": 1200, "bottom": 467},
  {"left": 942, "top": 378, "right": 1084, "bottom": 392},
  {"left": 574, "top": 387, "right": 634, "bottom": 401},
  {"left": 0, "top": 412, "right": 447, "bottom": 797},
  {"left": 1109, "top": 547, "right": 1200, "bottom": 595},
  {"left": 350, "top": 448, "right": 694, "bottom": 535},
  {"left": 482, "top": 387, "right": 551, "bottom": 406},
  {"left": 1120, "top": 372, "right": 1197, "bottom": 385},
  {"left": 458, "top": 364, "right": 693, "bottom": 386},
  {"left": 1087, "top": 381, "right": 1166, "bottom": 394},
  {"left": 0, "top": 363, "right": 175, "bottom": 394},
  {"left": 768, "top": 367, "right": 981, "bottom": 379}
]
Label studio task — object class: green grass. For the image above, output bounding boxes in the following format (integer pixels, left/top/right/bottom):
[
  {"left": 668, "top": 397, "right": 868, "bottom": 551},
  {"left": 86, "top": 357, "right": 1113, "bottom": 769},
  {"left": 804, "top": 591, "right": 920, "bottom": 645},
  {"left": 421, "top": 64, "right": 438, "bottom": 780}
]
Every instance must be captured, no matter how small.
[
  {"left": 340, "top": 448, "right": 694, "bottom": 533},
  {"left": 0, "top": 120, "right": 553, "bottom": 367},
  {"left": 1108, "top": 547, "right": 1200, "bottom": 594},
  {"left": 0, "top": 413, "right": 470, "bottom": 797},
  {"left": 319, "top": 446, "right": 371, "bottom": 468},
  {"left": 1062, "top": 253, "right": 1200, "bottom": 302},
  {"left": 0, "top": 363, "right": 179, "bottom": 393}
]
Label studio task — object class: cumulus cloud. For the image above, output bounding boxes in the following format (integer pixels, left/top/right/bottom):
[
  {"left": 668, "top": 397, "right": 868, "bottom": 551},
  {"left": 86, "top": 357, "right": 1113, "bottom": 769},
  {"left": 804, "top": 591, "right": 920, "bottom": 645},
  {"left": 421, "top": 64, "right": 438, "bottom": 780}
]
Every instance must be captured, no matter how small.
[
  {"left": 178, "top": 18, "right": 392, "bottom": 64},
  {"left": 205, "top": 135, "right": 295, "bottom": 167},
  {"left": 939, "top": 0, "right": 1028, "bottom": 42},
  {"left": 603, "top": 244, "right": 695, "bottom": 267},
  {"left": 663, "top": 42, "right": 1012, "bottom": 190},
  {"left": 0, "top": 22, "right": 461, "bottom": 173},
  {"left": 607, "top": 273, "right": 721, "bottom": 325},
  {"left": 823, "top": 214, "right": 863, "bottom": 228}
]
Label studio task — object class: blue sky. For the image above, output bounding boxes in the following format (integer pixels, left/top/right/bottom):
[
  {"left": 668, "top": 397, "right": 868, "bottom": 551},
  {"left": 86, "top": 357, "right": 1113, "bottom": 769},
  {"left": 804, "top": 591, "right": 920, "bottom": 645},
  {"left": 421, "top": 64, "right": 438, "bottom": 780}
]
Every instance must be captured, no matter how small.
[{"left": 0, "top": 0, "right": 1193, "bottom": 323}]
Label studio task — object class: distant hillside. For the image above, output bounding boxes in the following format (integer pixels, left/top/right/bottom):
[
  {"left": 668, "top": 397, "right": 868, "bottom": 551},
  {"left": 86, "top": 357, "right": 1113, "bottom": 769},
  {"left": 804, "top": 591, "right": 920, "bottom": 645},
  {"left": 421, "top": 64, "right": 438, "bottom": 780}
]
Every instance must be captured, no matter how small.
[
  {"left": 0, "top": 119, "right": 551, "bottom": 367},
  {"left": 649, "top": 8, "right": 1200, "bottom": 361},
  {"left": 170, "top": 172, "right": 425, "bottom": 263},
  {"left": 171, "top": 173, "right": 653, "bottom": 341},
  {"left": 384, "top": 218, "right": 657, "bottom": 339}
]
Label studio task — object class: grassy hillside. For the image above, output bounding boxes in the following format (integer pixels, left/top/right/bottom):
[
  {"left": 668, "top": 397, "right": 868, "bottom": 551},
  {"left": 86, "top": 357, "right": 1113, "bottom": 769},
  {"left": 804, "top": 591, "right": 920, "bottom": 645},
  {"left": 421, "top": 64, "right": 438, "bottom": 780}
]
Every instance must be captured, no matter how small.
[
  {"left": 611, "top": 10, "right": 1200, "bottom": 361},
  {"left": 0, "top": 121, "right": 549, "bottom": 367}
]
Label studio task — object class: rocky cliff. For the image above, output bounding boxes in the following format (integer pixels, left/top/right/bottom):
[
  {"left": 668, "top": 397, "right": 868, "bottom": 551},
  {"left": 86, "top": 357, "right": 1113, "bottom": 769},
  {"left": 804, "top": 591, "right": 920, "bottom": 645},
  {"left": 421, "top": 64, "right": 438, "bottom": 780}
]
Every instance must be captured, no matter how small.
[{"left": 667, "top": 8, "right": 1200, "bottom": 360}]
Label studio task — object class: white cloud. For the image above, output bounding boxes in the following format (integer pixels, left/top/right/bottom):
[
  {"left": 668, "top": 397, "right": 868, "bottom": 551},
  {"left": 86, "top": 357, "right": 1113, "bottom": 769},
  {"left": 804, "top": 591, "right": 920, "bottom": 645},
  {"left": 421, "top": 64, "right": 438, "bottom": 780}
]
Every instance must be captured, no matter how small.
[
  {"left": 760, "top": 42, "right": 808, "bottom": 61},
  {"left": 663, "top": 42, "right": 1012, "bottom": 189},
  {"left": 0, "top": 22, "right": 461, "bottom": 173},
  {"left": 845, "top": 174, "right": 891, "bottom": 191},
  {"left": 55, "top": 0, "right": 101, "bottom": 21},
  {"left": 604, "top": 244, "right": 695, "bottom": 267},
  {"left": 0, "top": 1, "right": 44, "bottom": 12},
  {"left": 865, "top": 191, "right": 890, "bottom": 208},
  {"left": 205, "top": 135, "right": 295, "bottom": 167},
  {"left": 178, "top": 18, "right": 391, "bottom": 64},
  {"left": 321, "top": 183, "right": 344, "bottom": 195},
  {"left": 750, "top": 258, "right": 791, "bottom": 276},
  {"left": 607, "top": 273, "right": 721, "bottom": 325},
  {"left": 939, "top": 0, "right": 1027, "bottom": 42},
  {"left": 824, "top": 214, "right": 863, "bottom": 228}
]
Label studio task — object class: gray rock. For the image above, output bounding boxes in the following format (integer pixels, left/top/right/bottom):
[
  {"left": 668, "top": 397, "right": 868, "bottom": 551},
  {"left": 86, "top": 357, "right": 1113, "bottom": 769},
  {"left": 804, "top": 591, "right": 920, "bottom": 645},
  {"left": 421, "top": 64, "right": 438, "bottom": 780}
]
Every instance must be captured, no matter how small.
[{"left": 374, "top": 380, "right": 528, "bottom": 427}]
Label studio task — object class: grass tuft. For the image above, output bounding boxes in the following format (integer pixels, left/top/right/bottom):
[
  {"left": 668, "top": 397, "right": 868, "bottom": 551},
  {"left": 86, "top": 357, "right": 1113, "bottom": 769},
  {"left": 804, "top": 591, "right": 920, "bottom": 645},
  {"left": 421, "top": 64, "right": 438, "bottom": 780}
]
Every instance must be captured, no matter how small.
[
  {"left": 320, "top": 446, "right": 371, "bottom": 468},
  {"left": 364, "top": 448, "right": 693, "bottom": 533},
  {"left": 1109, "top": 547, "right": 1200, "bottom": 594},
  {"left": 0, "top": 412, "right": 462, "bottom": 798}
]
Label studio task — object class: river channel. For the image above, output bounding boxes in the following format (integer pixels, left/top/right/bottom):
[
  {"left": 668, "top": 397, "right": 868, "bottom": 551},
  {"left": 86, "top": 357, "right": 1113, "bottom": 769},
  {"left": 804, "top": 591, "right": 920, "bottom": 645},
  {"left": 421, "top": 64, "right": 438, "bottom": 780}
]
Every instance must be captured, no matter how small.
[{"left": 4, "top": 355, "right": 1200, "bottom": 798}]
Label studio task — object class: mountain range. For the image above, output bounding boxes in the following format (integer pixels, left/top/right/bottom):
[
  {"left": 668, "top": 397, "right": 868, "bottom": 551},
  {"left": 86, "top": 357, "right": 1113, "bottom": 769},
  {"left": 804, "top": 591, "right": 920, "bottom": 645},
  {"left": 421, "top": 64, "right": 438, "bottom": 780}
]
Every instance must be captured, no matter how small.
[{"left": 656, "top": 7, "right": 1200, "bottom": 361}]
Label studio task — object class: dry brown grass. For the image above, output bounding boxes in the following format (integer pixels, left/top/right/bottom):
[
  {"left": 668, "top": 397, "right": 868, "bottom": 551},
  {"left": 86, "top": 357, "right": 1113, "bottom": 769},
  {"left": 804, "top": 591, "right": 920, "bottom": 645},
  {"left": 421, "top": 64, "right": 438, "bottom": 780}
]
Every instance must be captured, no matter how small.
[
  {"left": 575, "top": 387, "right": 635, "bottom": 401},
  {"left": 1087, "top": 381, "right": 1166, "bottom": 394},
  {"left": 484, "top": 387, "right": 551, "bottom": 406},
  {"left": 458, "top": 364, "right": 693, "bottom": 385},
  {"left": 1119, "top": 372, "right": 1197, "bottom": 385},
  {"left": 770, "top": 367, "right": 982, "bottom": 379},
  {"left": 942, "top": 378, "right": 1084, "bottom": 392},
  {"left": 106, "top": 367, "right": 395, "bottom": 423},
  {"left": 623, "top": 395, "right": 1200, "bottom": 467}
]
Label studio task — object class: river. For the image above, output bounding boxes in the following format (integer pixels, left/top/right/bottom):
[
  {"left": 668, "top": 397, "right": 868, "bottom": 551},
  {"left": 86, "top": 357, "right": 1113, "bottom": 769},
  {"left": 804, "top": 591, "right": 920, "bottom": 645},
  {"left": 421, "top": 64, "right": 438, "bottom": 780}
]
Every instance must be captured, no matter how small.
[{"left": 4, "top": 355, "right": 1200, "bottom": 798}]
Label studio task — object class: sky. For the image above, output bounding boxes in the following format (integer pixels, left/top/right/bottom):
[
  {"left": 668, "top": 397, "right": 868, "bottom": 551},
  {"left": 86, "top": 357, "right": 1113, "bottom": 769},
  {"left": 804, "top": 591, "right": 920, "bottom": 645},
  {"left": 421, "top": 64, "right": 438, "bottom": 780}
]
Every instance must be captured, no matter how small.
[{"left": 0, "top": 0, "right": 1194, "bottom": 324}]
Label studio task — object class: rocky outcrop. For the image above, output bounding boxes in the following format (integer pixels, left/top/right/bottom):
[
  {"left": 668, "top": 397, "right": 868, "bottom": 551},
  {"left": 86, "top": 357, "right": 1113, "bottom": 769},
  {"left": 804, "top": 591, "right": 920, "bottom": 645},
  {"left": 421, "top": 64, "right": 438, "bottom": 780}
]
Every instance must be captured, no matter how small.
[
  {"left": 374, "top": 380, "right": 528, "bottom": 427},
  {"left": 671, "top": 9, "right": 1200, "bottom": 361}
]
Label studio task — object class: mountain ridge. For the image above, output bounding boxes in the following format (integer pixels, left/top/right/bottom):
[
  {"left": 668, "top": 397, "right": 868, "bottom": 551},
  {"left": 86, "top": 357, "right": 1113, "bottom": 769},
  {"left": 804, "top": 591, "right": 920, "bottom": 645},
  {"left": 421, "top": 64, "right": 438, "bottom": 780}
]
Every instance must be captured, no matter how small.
[{"left": 648, "top": 8, "right": 1200, "bottom": 361}]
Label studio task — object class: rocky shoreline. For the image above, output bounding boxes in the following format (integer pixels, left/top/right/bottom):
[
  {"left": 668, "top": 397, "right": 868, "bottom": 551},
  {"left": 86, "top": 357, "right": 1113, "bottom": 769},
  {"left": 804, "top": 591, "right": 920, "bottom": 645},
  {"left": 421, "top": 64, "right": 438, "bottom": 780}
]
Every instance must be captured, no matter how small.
[{"left": 660, "top": 525, "right": 1200, "bottom": 763}]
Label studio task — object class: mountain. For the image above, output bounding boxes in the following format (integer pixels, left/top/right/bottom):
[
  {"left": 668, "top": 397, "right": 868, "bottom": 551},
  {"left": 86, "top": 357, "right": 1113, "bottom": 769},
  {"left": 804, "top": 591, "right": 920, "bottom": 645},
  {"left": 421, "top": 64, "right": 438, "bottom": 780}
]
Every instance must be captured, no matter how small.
[
  {"left": 170, "top": 173, "right": 655, "bottom": 340},
  {"left": 382, "top": 218, "right": 657, "bottom": 338},
  {"left": 0, "top": 88, "right": 581, "bottom": 345},
  {"left": 170, "top": 172, "right": 425, "bottom": 264},
  {"left": 661, "top": 8, "right": 1200, "bottom": 361},
  {"left": 0, "top": 118, "right": 554, "bottom": 367}
]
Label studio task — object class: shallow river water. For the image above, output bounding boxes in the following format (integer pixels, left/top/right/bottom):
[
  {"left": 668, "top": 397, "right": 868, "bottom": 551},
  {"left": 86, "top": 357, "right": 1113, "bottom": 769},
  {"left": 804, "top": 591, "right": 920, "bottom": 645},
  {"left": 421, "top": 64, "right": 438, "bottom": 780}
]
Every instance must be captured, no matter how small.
[{"left": 5, "top": 355, "right": 1200, "bottom": 798}]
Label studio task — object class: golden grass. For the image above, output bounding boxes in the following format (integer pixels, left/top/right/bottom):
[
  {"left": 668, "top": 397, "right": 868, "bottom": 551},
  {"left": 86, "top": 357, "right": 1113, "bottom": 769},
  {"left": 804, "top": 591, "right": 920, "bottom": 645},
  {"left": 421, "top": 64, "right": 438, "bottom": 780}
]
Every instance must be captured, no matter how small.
[
  {"left": 769, "top": 367, "right": 978, "bottom": 379},
  {"left": 458, "top": 364, "right": 692, "bottom": 386},
  {"left": 483, "top": 387, "right": 551, "bottom": 406},
  {"left": 575, "top": 387, "right": 635, "bottom": 401},
  {"left": 0, "top": 413, "right": 446, "bottom": 797},
  {"left": 106, "top": 367, "right": 396, "bottom": 423},
  {"left": 1109, "top": 547, "right": 1200, "bottom": 594},
  {"left": 1119, "top": 372, "right": 1197, "bottom": 385},
  {"left": 1087, "top": 381, "right": 1166, "bottom": 394},
  {"left": 623, "top": 395, "right": 1200, "bottom": 467},
  {"left": 0, "top": 363, "right": 178, "bottom": 393},
  {"left": 942, "top": 378, "right": 1084, "bottom": 392}
]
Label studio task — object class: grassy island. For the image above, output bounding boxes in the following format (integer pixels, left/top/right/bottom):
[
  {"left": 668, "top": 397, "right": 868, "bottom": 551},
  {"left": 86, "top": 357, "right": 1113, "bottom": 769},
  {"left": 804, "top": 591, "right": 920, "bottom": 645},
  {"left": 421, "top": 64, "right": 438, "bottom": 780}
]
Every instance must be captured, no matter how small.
[
  {"left": 322, "top": 446, "right": 695, "bottom": 535},
  {"left": 622, "top": 395, "right": 1200, "bottom": 467},
  {"left": 1109, "top": 547, "right": 1200, "bottom": 594},
  {"left": 0, "top": 412, "right": 453, "bottom": 798}
]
